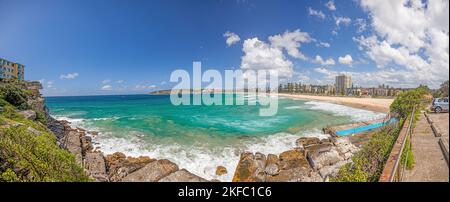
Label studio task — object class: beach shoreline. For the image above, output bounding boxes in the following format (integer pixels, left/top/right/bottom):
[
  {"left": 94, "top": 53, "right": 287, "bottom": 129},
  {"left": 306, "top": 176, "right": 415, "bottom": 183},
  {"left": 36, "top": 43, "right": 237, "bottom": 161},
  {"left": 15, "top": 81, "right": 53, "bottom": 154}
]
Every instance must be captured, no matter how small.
[{"left": 278, "top": 93, "right": 394, "bottom": 114}]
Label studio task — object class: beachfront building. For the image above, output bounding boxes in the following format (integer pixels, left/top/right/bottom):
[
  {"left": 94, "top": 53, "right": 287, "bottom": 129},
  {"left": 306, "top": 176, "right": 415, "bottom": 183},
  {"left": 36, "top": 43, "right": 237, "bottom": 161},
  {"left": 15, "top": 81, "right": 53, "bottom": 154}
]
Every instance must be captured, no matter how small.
[
  {"left": 366, "top": 84, "right": 404, "bottom": 97},
  {"left": 0, "top": 58, "right": 25, "bottom": 81},
  {"left": 335, "top": 74, "right": 351, "bottom": 95},
  {"left": 278, "top": 82, "right": 335, "bottom": 95},
  {"left": 278, "top": 80, "right": 404, "bottom": 97}
]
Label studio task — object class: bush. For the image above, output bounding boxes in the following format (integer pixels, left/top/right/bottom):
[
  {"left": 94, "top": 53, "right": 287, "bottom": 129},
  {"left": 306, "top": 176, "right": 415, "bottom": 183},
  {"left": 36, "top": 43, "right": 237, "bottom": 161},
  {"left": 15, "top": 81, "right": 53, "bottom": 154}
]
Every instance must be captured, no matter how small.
[
  {"left": 35, "top": 111, "right": 47, "bottom": 125},
  {"left": 0, "top": 126, "right": 91, "bottom": 182},
  {"left": 0, "top": 84, "right": 30, "bottom": 110},
  {"left": 390, "top": 86, "right": 430, "bottom": 119}
]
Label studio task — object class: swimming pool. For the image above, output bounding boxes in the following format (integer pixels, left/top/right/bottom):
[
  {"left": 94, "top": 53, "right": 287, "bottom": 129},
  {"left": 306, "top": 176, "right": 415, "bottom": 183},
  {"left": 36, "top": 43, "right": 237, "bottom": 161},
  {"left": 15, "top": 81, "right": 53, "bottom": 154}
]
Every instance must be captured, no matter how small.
[{"left": 335, "top": 118, "right": 398, "bottom": 136}]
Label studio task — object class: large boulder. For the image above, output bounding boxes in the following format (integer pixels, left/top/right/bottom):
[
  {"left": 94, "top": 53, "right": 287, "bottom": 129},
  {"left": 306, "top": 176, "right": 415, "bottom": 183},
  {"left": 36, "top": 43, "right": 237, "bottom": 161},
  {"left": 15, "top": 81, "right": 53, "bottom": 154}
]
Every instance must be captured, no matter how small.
[
  {"left": 158, "top": 169, "right": 208, "bottom": 182},
  {"left": 278, "top": 150, "right": 310, "bottom": 170},
  {"left": 304, "top": 142, "right": 333, "bottom": 157},
  {"left": 264, "top": 154, "right": 279, "bottom": 176},
  {"left": 80, "top": 135, "right": 93, "bottom": 155},
  {"left": 61, "top": 131, "right": 83, "bottom": 165},
  {"left": 46, "top": 116, "right": 66, "bottom": 140},
  {"left": 27, "top": 126, "right": 42, "bottom": 136},
  {"left": 333, "top": 137, "right": 358, "bottom": 160},
  {"left": 122, "top": 159, "right": 178, "bottom": 182},
  {"left": 296, "top": 137, "right": 321, "bottom": 148},
  {"left": 18, "top": 110, "right": 36, "bottom": 120},
  {"left": 307, "top": 149, "right": 343, "bottom": 170},
  {"left": 265, "top": 149, "right": 322, "bottom": 182},
  {"left": 105, "top": 152, "right": 155, "bottom": 182},
  {"left": 232, "top": 152, "right": 266, "bottom": 182},
  {"left": 84, "top": 152, "right": 108, "bottom": 182},
  {"left": 318, "top": 160, "right": 349, "bottom": 179},
  {"left": 266, "top": 167, "right": 322, "bottom": 182}
]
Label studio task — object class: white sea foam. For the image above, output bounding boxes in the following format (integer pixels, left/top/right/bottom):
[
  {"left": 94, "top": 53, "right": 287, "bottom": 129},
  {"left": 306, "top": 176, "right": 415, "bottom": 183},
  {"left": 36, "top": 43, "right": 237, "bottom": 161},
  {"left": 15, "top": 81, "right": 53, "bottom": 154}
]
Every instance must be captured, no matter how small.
[
  {"left": 303, "top": 101, "right": 386, "bottom": 122},
  {"left": 284, "top": 105, "right": 307, "bottom": 110},
  {"left": 53, "top": 116, "right": 86, "bottom": 128}
]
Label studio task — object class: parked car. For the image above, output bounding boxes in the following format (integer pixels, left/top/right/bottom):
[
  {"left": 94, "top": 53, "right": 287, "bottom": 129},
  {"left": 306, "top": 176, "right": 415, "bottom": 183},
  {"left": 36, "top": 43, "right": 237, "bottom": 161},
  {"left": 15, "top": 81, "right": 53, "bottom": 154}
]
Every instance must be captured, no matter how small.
[{"left": 430, "top": 97, "right": 449, "bottom": 113}]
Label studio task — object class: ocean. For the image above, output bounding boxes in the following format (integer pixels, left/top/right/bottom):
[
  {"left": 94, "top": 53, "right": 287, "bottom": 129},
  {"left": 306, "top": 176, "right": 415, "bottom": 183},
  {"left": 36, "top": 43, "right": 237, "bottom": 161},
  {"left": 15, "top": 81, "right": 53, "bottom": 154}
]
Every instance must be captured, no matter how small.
[{"left": 45, "top": 94, "right": 385, "bottom": 181}]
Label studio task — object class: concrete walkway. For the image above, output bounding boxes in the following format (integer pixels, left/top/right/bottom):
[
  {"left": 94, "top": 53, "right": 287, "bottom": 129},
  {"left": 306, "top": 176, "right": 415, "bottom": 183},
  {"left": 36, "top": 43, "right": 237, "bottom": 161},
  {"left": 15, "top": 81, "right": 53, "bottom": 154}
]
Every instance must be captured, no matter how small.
[{"left": 403, "top": 113, "right": 449, "bottom": 182}]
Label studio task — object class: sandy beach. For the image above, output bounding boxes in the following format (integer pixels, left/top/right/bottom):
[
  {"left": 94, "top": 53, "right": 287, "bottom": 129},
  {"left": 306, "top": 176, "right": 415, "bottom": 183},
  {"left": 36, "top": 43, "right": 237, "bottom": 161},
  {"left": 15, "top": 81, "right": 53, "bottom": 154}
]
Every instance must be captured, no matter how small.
[{"left": 279, "top": 93, "right": 394, "bottom": 113}]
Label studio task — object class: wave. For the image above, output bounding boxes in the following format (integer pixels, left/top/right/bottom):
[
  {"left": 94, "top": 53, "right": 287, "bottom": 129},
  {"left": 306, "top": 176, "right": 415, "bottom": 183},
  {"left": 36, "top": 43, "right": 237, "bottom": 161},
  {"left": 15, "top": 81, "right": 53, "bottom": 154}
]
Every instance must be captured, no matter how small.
[
  {"left": 53, "top": 116, "right": 86, "bottom": 128},
  {"left": 303, "top": 101, "right": 386, "bottom": 122},
  {"left": 284, "top": 105, "right": 307, "bottom": 110}
]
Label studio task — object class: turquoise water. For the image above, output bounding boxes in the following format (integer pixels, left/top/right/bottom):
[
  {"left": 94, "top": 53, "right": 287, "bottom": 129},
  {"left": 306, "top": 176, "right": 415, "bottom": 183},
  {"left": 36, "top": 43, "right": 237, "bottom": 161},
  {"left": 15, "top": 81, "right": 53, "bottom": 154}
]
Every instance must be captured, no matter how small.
[
  {"left": 45, "top": 94, "right": 385, "bottom": 181},
  {"left": 335, "top": 118, "right": 397, "bottom": 136}
]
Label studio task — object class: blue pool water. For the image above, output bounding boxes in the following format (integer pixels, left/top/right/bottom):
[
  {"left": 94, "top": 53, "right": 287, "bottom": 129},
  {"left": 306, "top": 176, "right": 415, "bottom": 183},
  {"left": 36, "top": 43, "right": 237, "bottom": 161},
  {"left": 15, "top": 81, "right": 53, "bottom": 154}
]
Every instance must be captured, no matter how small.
[{"left": 335, "top": 118, "right": 398, "bottom": 136}]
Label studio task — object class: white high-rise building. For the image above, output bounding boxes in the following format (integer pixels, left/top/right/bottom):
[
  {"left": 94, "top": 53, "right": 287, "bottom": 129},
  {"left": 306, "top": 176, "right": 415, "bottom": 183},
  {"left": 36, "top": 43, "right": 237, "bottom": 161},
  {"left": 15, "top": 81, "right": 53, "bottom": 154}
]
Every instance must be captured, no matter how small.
[{"left": 335, "top": 74, "right": 351, "bottom": 95}]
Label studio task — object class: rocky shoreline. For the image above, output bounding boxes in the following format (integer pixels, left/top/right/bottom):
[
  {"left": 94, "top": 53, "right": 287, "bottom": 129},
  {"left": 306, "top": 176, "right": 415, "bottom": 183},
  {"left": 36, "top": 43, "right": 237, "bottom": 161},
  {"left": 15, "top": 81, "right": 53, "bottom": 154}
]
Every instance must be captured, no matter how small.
[
  {"left": 232, "top": 136, "right": 358, "bottom": 182},
  {"left": 46, "top": 115, "right": 209, "bottom": 182},
  {"left": 46, "top": 113, "right": 358, "bottom": 182}
]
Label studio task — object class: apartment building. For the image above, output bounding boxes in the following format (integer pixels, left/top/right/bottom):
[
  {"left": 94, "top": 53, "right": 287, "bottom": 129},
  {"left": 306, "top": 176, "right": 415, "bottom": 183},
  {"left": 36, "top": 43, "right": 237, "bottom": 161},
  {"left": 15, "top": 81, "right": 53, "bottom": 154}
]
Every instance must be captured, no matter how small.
[{"left": 0, "top": 58, "right": 25, "bottom": 81}]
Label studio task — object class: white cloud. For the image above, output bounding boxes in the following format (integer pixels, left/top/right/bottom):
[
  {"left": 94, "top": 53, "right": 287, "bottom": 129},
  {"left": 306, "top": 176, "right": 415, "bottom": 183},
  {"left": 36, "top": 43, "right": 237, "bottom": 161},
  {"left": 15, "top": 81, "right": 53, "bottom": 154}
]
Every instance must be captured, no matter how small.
[
  {"left": 338, "top": 54, "right": 353, "bottom": 66},
  {"left": 314, "top": 67, "right": 332, "bottom": 75},
  {"left": 356, "top": 0, "right": 449, "bottom": 88},
  {"left": 102, "top": 79, "right": 111, "bottom": 84},
  {"left": 240, "top": 37, "right": 294, "bottom": 78},
  {"left": 101, "top": 85, "right": 112, "bottom": 91},
  {"left": 59, "top": 72, "right": 79, "bottom": 80},
  {"left": 355, "top": 18, "right": 367, "bottom": 33},
  {"left": 134, "top": 84, "right": 157, "bottom": 91},
  {"left": 308, "top": 7, "right": 325, "bottom": 19},
  {"left": 334, "top": 16, "right": 351, "bottom": 27},
  {"left": 239, "top": 29, "right": 312, "bottom": 79},
  {"left": 116, "top": 80, "right": 124, "bottom": 84},
  {"left": 223, "top": 31, "right": 241, "bottom": 46},
  {"left": 268, "top": 29, "right": 311, "bottom": 60},
  {"left": 314, "top": 55, "right": 335, "bottom": 65},
  {"left": 317, "top": 41, "right": 331, "bottom": 48},
  {"left": 46, "top": 81, "right": 53, "bottom": 88},
  {"left": 325, "top": 0, "right": 336, "bottom": 11}
]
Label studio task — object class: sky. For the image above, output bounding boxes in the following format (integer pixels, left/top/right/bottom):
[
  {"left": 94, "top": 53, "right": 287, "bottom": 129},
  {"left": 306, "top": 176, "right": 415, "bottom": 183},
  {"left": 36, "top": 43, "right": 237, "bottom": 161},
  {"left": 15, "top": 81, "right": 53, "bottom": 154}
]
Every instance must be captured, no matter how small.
[{"left": 0, "top": 0, "right": 448, "bottom": 96}]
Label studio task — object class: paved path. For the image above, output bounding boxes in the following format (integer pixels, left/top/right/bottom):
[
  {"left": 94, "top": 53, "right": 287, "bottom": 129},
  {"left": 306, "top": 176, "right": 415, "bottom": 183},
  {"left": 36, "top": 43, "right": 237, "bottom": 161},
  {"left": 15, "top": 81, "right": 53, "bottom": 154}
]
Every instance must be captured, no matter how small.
[{"left": 403, "top": 112, "right": 449, "bottom": 182}]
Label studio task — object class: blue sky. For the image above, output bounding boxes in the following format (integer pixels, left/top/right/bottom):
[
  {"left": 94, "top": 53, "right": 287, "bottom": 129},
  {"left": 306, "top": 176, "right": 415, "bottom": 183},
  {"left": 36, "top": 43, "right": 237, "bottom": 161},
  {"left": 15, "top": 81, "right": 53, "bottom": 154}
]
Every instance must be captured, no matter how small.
[{"left": 1, "top": 0, "right": 448, "bottom": 96}]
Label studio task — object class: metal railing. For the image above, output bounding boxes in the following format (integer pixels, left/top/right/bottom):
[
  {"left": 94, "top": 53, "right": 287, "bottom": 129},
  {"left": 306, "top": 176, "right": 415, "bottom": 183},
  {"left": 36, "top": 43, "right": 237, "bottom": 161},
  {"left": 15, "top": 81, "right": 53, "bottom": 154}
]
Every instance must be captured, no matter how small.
[
  {"left": 379, "top": 106, "right": 415, "bottom": 182},
  {"left": 395, "top": 107, "right": 415, "bottom": 182}
]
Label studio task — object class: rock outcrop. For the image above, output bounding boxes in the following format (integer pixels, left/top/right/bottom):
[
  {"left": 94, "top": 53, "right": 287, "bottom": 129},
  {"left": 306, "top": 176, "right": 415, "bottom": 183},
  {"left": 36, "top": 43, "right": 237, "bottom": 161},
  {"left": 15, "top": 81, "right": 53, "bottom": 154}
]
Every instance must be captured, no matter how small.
[
  {"left": 105, "top": 152, "right": 155, "bottom": 182},
  {"left": 18, "top": 110, "right": 36, "bottom": 120},
  {"left": 232, "top": 136, "right": 359, "bottom": 182},
  {"left": 84, "top": 152, "right": 108, "bottom": 182},
  {"left": 158, "top": 169, "right": 208, "bottom": 182},
  {"left": 122, "top": 159, "right": 179, "bottom": 182}
]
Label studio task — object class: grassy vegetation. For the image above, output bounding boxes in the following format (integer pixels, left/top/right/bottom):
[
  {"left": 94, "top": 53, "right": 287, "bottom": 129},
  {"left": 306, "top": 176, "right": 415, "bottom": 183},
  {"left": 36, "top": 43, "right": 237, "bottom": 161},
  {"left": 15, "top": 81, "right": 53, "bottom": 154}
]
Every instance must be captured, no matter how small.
[
  {"left": 332, "top": 86, "right": 430, "bottom": 182},
  {"left": 0, "top": 82, "right": 91, "bottom": 182},
  {"left": 401, "top": 136, "right": 414, "bottom": 170}
]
